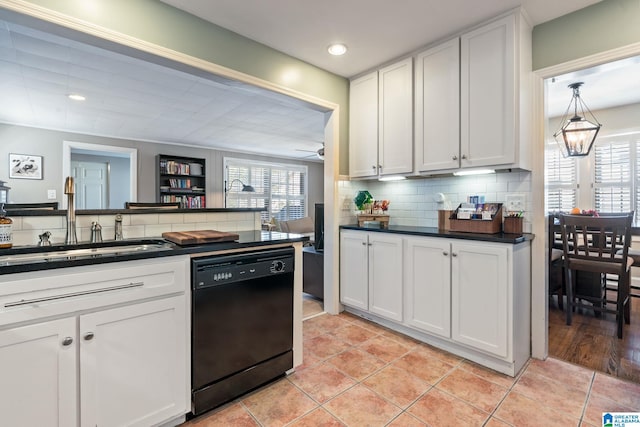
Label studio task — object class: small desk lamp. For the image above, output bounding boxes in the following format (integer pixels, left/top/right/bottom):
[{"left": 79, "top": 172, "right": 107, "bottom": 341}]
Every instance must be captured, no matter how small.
[{"left": 224, "top": 179, "right": 255, "bottom": 208}]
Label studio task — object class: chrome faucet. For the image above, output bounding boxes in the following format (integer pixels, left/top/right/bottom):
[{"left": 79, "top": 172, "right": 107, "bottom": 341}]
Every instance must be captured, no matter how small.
[
  {"left": 90, "top": 222, "right": 103, "bottom": 243},
  {"left": 114, "top": 214, "right": 124, "bottom": 240},
  {"left": 64, "top": 176, "right": 77, "bottom": 245}
]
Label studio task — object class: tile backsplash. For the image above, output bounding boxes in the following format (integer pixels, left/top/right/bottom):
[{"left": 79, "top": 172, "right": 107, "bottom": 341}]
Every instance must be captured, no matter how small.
[
  {"left": 9, "top": 211, "right": 261, "bottom": 247},
  {"left": 339, "top": 171, "right": 533, "bottom": 232}
]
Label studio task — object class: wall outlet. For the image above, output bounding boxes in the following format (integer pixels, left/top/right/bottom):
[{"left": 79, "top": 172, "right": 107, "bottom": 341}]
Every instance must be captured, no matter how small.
[
  {"left": 47, "top": 189, "right": 56, "bottom": 200},
  {"left": 504, "top": 193, "right": 525, "bottom": 213}
]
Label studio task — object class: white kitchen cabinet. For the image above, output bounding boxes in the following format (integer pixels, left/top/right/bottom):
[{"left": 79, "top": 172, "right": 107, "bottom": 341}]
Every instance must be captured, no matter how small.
[
  {"left": 460, "top": 12, "right": 531, "bottom": 171},
  {"left": 343, "top": 230, "right": 531, "bottom": 376},
  {"left": 450, "top": 241, "right": 509, "bottom": 358},
  {"left": 0, "top": 317, "right": 77, "bottom": 427},
  {"left": 414, "top": 11, "right": 531, "bottom": 174},
  {"left": 414, "top": 38, "right": 460, "bottom": 173},
  {"left": 340, "top": 230, "right": 403, "bottom": 321},
  {"left": 378, "top": 57, "right": 413, "bottom": 176},
  {"left": 81, "top": 296, "right": 187, "bottom": 427},
  {"left": 349, "top": 71, "right": 379, "bottom": 178},
  {"left": 0, "top": 257, "right": 190, "bottom": 426},
  {"left": 404, "top": 236, "right": 451, "bottom": 338},
  {"left": 349, "top": 58, "right": 413, "bottom": 179}
]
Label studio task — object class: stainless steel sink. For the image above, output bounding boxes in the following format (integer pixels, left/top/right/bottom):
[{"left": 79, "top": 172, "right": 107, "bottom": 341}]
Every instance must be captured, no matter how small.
[{"left": 0, "top": 240, "right": 174, "bottom": 266}]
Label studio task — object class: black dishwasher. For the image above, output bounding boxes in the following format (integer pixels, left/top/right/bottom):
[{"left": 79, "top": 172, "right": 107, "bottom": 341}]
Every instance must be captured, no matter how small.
[{"left": 191, "top": 247, "right": 294, "bottom": 415}]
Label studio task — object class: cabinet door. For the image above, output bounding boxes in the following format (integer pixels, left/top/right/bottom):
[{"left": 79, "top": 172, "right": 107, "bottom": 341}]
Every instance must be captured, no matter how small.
[
  {"left": 340, "top": 230, "right": 369, "bottom": 310},
  {"left": 369, "top": 233, "right": 403, "bottom": 321},
  {"left": 0, "top": 317, "right": 77, "bottom": 427},
  {"left": 80, "top": 296, "right": 188, "bottom": 427},
  {"left": 451, "top": 241, "right": 509, "bottom": 358},
  {"left": 461, "top": 14, "right": 515, "bottom": 168},
  {"left": 415, "top": 39, "right": 460, "bottom": 172},
  {"left": 378, "top": 57, "right": 413, "bottom": 176},
  {"left": 349, "top": 71, "right": 379, "bottom": 178},
  {"left": 405, "top": 237, "right": 451, "bottom": 337}
]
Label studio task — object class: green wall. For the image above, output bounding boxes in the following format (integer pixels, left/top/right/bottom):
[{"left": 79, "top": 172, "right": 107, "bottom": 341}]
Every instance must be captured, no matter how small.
[
  {"left": 532, "top": 0, "right": 640, "bottom": 70},
  {"left": 8, "top": 0, "right": 349, "bottom": 174}
]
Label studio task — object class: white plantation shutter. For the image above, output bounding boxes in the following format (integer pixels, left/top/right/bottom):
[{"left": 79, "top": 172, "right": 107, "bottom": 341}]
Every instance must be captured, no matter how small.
[
  {"left": 545, "top": 145, "right": 577, "bottom": 212},
  {"left": 225, "top": 158, "right": 307, "bottom": 222},
  {"left": 593, "top": 140, "right": 632, "bottom": 215}
]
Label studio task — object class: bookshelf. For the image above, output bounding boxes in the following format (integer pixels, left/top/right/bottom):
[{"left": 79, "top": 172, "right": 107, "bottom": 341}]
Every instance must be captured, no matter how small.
[{"left": 156, "top": 154, "right": 206, "bottom": 208}]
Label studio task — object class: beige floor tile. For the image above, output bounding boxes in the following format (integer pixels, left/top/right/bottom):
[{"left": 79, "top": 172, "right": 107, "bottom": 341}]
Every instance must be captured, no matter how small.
[
  {"left": 324, "top": 384, "right": 402, "bottom": 426},
  {"left": 185, "top": 403, "right": 258, "bottom": 426},
  {"left": 287, "top": 407, "right": 345, "bottom": 426},
  {"left": 493, "top": 391, "right": 580, "bottom": 427},
  {"left": 327, "top": 348, "right": 387, "bottom": 381},
  {"left": 392, "top": 347, "right": 456, "bottom": 384},
  {"left": 289, "top": 362, "right": 356, "bottom": 403},
  {"left": 304, "top": 313, "right": 347, "bottom": 334},
  {"left": 337, "top": 312, "right": 387, "bottom": 333},
  {"left": 302, "top": 295, "right": 323, "bottom": 319},
  {"left": 582, "top": 392, "right": 640, "bottom": 426},
  {"left": 407, "top": 388, "right": 489, "bottom": 426},
  {"left": 380, "top": 328, "right": 421, "bottom": 348},
  {"left": 591, "top": 372, "right": 640, "bottom": 409},
  {"left": 458, "top": 360, "right": 517, "bottom": 388},
  {"left": 304, "top": 334, "right": 351, "bottom": 360},
  {"left": 436, "top": 367, "right": 508, "bottom": 412},
  {"left": 413, "top": 341, "right": 463, "bottom": 366},
  {"left": 329, "top": 323, "right": 379, "bottom": 346},
  {"left": 363, "top": 365, "right": 431, "bottom": 408},
  {"left": 386, "top": 412, "right": 427, "bottom": 426},
  {"left": 526, "top": 357, "right": 594, "bottom": 392},
  {"left": 358, "top": 335, "right": 413, "bottom": 363},
  {"left": 297, "top": 346, "right": 322, "bottom": 371},
  {"left": 241, "top": 379, "right": 317, "bottom": 427},
  {"left": 512, "top": 369, "right": 588, "bottom": 419}
]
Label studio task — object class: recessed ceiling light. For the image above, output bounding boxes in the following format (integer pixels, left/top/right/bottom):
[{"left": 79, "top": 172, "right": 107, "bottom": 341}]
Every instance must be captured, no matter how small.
[
  {"left": 327, "top": 43, "right": 347, "bottom": 56},
  {"left": 68, "top": 93, "right": 86, "bottom": 101}
]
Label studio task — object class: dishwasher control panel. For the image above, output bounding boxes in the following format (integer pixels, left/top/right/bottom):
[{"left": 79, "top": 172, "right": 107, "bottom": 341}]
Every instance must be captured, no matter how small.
[{"left": 192, "top": 248, "right": 294, "bottom": 289}]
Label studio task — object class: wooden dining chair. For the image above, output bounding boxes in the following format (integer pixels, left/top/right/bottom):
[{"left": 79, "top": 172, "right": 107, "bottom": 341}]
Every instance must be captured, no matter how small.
[
  {"left": 559, "top": 213, "right": 634, "bottom": 338},
  {"left": 548, "top": 213, "right": 565, "bottom": 309}
]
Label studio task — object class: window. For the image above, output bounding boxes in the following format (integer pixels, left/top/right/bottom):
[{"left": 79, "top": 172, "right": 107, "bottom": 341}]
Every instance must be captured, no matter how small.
[
  {"left": 545, "top": 143, "right": 578, "bottom": 212},
  {"left": 593, "top": 139, "right": 632, "bottom": 214},
  {"left": 224, "top": 158, "right": 307, "bottom": 222}
]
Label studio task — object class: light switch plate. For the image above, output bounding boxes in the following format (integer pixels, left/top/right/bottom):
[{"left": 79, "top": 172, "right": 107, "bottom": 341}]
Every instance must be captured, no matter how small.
[
  {"left": 47, "top": 189, "right": 56, "bottom": 200},
  {"left": 505, "top": 193, "right": 525, "bottom": 213}
]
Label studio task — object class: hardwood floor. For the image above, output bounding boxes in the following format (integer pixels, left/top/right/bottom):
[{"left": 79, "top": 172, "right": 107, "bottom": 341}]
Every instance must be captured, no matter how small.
[{"left": 548, "top": 295, "right": 640, "bottom": 384}]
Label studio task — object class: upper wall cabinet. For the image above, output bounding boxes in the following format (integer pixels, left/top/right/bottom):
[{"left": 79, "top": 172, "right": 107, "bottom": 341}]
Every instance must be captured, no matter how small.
[
  {"left": 414, "top": 38, "right": 460, "bottom": 172},
  {"left": 415, "top": 11, "right": 532, "bottom": 174},
  {"left": 349, "top": 58, "right": 413, "bottom": 179}
]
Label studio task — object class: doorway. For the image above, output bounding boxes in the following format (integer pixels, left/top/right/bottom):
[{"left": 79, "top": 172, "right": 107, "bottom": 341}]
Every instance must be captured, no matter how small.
[
  {"left": 62, "top": 141, "right": 137, "bottom": 209},
  {"left": 541, "top": 54, "right": 640, "bottom": 383}
]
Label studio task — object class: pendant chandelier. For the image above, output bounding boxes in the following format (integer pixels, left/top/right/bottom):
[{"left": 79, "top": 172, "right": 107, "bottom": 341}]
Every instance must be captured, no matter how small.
[{"left": 553, "top": 82, "right": 602, "bottom": 157}]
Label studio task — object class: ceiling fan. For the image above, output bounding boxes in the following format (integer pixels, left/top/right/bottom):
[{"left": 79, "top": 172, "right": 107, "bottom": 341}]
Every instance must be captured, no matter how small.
[{"left": 296, "top": 143, "right": 324, "bottom": 160}]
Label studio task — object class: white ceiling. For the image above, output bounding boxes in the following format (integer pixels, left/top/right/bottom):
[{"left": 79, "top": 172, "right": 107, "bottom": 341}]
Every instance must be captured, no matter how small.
[
  {"left": 2, "top": 1, "right": 638, "bottom": 162},
  {"left": 160, "top": 0, "right": 602, "bottom": 78}
]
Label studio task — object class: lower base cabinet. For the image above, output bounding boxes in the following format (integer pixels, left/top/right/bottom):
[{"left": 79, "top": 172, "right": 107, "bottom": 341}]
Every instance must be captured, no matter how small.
[{"left": 341, "top": 230, "right": 531, "bottom": 376}]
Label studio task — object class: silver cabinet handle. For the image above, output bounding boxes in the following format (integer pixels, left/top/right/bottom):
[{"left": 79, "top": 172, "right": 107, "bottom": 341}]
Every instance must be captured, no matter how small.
[
  {"left": 62, "top": 337, "right": 73, "bottom": 346},
  {"left": 372, "top": 165, "right": 377, "bottom": 170},
  {"left": 443, "top": 251, "right": 449, "bottom": 256},
  {"left": 452, "top": 252, "right": 458, "bottom": 257},
  {"left": 461, "top": 154, "right": 467, "bottom": 159},
  {"left": 4, "top": 281, "right": 145, "bottom": 308},
  {"left": 362, "top": 242, "right": 367, "bottom": 246},
  {"left": 452, "top": 155, "right": 458, "bottom": 160},
  {"left": 84, "top": 332, "right": 95, "bottom": 341},
  {"left": 367, "top": 243, "right": 372, "bottom": 246}
]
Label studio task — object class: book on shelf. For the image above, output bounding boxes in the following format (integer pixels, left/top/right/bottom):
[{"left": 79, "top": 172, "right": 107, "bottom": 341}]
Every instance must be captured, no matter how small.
[{"left": 160, "top": 194, "right": 205, "bottom": 208}]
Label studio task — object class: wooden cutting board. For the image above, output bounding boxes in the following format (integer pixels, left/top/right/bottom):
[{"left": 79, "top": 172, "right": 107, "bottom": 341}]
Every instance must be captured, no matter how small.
[{"left": 162, "top": 230, "right": 239, "bottom": 245}]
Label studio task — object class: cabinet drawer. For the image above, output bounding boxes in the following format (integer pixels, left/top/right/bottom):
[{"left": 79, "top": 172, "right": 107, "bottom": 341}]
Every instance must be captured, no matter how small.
[{"left": 0, "top": 256, "right": 189, "bottom": 327}]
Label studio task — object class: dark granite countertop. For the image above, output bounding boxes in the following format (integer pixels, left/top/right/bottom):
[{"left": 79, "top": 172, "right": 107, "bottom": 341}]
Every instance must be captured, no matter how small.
[
  {"left": 4, "top": 207, "right": 264, "bottom": 216},
  {"left": 0, "top": 231, "right": 308, "bottom": 275},
  {"left": 340, "top": 224, "right": 533, "bottom": 244}
]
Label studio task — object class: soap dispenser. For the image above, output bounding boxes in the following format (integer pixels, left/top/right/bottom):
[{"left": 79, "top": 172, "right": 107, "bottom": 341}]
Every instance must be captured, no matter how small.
[{"left": 0, "top": 203, "right": 13, "bottom": 248}]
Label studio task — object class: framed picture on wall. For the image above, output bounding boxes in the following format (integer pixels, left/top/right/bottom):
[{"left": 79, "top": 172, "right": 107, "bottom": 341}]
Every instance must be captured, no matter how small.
[{"left": 9, "top": 153, "right": 43, "bottom": 180}]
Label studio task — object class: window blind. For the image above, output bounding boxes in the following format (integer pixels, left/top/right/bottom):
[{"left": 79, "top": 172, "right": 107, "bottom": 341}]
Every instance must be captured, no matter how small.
[
  {"left": 225, "top": 158, "right": 307, "bottom": 222},
  {"left": 593, "top": 140, "right": 631, "bottom": 214},
  {"left": 545, "top": 145, "right": 577, "bottom": 212}
]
